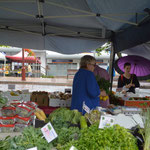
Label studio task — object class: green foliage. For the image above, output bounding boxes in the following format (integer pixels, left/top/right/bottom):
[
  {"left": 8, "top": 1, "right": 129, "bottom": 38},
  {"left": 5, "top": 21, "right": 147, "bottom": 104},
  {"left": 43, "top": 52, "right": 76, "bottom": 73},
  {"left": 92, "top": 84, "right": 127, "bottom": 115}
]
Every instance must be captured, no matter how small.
[
  {"left": 141, "top": 108, "right": 150, "bottom": 150},
  {"left": 96, "top": 42, "right": 110, "bottom": 56},
  {"left": 0, "top": 126, "right": 53, "bottom": 150},
  {"left": 96, "top": 76, "right": 111, "bottom": 94},
  {"left": 41, "top": 74, "right": 54, "bottom": 78},
  {"left": 53, "top": 127, "right": 80, "bottom": 147},
  {"left": 0, "top": 94, "right": 8, "bottom": 107},
  {"left": 0, "top": 45, "right": 10, "bottom": 48},
  {"left": 59, "top": 123, "right": 138, "bottom": 150},
  {"left": 46, "top": 108, "right": 81, "bottom": 130}
]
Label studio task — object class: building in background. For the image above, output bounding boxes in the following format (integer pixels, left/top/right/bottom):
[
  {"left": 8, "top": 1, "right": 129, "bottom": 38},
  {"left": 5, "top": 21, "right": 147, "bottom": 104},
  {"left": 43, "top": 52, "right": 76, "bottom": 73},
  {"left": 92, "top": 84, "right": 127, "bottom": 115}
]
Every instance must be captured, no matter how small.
[{"left": 0, "top": 47, "right": 123, "bottom": 77}]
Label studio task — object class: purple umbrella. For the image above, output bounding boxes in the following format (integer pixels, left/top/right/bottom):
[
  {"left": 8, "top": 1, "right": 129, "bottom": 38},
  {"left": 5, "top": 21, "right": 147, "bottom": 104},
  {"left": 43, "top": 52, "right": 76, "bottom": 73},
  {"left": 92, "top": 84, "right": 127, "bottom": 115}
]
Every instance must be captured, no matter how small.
[{"left": 115, "top": 55, "right": 150, "bottom": 80}]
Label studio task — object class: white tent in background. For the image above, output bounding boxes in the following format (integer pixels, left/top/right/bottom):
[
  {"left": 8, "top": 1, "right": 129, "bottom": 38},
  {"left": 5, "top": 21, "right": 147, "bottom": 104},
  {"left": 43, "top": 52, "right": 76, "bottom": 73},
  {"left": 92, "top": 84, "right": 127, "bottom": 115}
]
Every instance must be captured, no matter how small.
[{"left": 0, "top": 52, "right": 6, "bottom": 77}]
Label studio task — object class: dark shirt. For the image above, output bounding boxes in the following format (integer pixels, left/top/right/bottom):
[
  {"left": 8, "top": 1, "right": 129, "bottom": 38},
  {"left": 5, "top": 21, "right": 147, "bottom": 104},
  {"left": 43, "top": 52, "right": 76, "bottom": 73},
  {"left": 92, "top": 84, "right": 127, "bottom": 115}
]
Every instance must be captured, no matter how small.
[{"left": 117, "top": 74, "right": 140, "bottom": 93}]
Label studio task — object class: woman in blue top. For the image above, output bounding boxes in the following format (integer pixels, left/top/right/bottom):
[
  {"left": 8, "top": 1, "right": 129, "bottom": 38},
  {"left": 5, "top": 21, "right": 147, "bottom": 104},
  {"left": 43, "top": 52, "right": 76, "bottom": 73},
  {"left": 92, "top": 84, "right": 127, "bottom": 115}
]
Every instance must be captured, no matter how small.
[{"left": 71, "top": 55, "right": 106, "bottom": 114}]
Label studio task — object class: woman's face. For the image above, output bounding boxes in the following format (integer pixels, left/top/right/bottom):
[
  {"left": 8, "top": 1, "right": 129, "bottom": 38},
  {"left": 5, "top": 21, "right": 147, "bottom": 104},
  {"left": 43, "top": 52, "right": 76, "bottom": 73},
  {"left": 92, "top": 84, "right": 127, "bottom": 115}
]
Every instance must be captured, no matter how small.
[
  {"left": 124, "top": 65, "right": 131, "bottom": 74},
  {"left": 87, "top": 60, "right": 96, "bottom": 72}
]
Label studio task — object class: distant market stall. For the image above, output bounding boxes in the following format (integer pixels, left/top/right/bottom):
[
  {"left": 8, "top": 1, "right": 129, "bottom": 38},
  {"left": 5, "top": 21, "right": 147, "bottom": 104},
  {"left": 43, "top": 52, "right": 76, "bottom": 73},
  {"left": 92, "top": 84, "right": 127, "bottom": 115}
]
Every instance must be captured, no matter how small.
[
  {"left": 6, "top": 50, "right": 41, "bottom": 64},
  {"left": 5, "top": 50, "right": 41, "bottom": 78}
]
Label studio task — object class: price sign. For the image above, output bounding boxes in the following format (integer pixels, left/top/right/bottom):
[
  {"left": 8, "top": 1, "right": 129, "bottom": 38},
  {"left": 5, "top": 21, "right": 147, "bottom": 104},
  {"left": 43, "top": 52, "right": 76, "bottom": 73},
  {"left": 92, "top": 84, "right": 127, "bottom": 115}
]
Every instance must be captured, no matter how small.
[
  {"left": 41, "top": 122, "right": 58, "bottom": 143},
  {"left": 83, "top": 101, "right": 90, "bottom": 113},
  {"left": 99, "top": 115, "right": 115, "bottom": 128},
  {"left": 27, "top": 147, "right": 37, "bottom": 150}
]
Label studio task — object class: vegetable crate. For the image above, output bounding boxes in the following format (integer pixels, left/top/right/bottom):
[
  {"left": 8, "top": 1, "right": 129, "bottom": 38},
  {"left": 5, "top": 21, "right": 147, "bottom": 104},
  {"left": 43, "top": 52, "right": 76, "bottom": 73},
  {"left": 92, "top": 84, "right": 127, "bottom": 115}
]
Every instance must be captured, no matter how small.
[
  {"left": 118, "top": 99, "right": 150, "bottom": 108},
  {"left": 49, "top": 99, "right": 71, "bottom": 107}
]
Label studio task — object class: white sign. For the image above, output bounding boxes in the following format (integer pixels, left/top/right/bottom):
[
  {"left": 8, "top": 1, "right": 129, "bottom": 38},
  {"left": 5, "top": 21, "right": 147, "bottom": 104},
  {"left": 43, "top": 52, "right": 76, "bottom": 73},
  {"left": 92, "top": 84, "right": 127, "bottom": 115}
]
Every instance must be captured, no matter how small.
[
  {"left": 27, "top": 147, "right": 37, "bottom": 150},
  {"left": 83, "top": 101, "right": 90, "bottom": 113},
  {"left": 99, "top": 115, "right": 115, "bottom": 128},
  {"left": 41, "top": 122, "right": 58, "bottom": 143},
  {"left": 70, "top": 146, "right": 78, "bottom": 150}
]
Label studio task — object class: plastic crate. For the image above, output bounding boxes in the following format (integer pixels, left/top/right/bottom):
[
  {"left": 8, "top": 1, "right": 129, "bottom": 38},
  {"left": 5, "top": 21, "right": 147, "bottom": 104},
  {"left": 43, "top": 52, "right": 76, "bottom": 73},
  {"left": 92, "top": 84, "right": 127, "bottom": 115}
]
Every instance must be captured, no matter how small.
[
  {"left": 49, "top": 99, "right": 61, "bottom": 107},
  {"left": 118, "top": 99, "right": 150, "bottom": 108},
  {"left": 49, "top": 99, "right": 71, "bottom": 107},
  {"left": 21, "top": 94, "right": 31, "bottom": 102}
]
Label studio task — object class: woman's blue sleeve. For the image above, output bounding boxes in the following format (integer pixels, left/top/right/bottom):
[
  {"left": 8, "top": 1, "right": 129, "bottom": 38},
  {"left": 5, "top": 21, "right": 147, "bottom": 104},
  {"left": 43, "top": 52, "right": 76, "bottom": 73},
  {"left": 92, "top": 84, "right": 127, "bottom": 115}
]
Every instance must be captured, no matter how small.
[{"left": 86, "top": 73, "right": 100, "bottom": 98}]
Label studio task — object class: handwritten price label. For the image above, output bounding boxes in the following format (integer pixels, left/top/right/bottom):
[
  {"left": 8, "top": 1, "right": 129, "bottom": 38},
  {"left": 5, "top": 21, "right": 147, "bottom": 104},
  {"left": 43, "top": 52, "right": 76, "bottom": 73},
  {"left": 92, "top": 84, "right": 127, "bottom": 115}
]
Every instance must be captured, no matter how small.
[{"left": 41, "top": 122, "right": 58, "bottom": 143}]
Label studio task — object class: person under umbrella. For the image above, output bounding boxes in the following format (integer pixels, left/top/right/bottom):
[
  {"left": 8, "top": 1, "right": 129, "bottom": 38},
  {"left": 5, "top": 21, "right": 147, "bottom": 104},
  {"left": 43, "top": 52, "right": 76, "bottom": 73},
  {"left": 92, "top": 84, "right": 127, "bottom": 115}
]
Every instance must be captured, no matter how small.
[{"left": 117, "top": 62, "right": 140, "bottom": 93}]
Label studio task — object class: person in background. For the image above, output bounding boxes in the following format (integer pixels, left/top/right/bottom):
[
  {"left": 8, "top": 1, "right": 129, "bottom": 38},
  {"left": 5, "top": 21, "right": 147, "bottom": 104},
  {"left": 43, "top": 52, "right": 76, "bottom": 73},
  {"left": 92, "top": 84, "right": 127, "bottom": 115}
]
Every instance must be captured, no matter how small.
[
  {"left": 117, "top": 62, "right": 140, "bottom": 93},
  {"left": 107, "top": 65, "right": 116, "bottom": 77},
  {"left": 28, "top": 64, "right": 32, "bottom": 77},
  {"left": 71, "top": 55, "right": 106, "bottom": 114},
  {"left": 94, "top": 65, "right": 110, "bottom": 108}
]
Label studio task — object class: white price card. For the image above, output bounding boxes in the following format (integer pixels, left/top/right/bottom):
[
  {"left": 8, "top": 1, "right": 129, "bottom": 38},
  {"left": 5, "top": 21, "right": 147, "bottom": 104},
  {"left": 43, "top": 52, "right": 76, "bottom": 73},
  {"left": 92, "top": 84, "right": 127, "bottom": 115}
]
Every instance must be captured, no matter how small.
[
  {"left": 99, "top": 115, "right": 115, "bottom": 128},
  {"left": 27, "top": 147, "right": 37, "bottom": 150},
  {"left": 41, "top": 122, "right": 58, "bottom": 143},
  {"left": 70, "top": 146, "right": 78, "bottom": 150},
  {"left": 83, "top": 101, "right": 90, "bottom": 113}
]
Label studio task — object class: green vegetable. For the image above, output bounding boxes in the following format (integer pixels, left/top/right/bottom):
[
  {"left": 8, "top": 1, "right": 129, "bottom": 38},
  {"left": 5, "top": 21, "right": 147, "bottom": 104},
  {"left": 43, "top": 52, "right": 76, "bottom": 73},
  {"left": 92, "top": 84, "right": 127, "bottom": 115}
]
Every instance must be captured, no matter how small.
[
  {"left": 141, "top": 108, "right": 150, "bottom": 150},
  {"left": 80, "top": 116, "right": 87, "bottom": 129},
  {"left": 71, "top": 109, "right": 81, "bottom": 124},
  {"left": 96, "top": 77, "right": 111, "bottom": 94},
  {"left": 59, "top": 123, "right": 138, "bottom": 150},
  {"left": 84, "top": 109, "right": 101, "bottom": 124},
  {"left": 53, "top": 127, "right": 80, "bottom": 147},
  {"left": 0, "top": 126, "right": 54, "bottom": 150},
  {"left": 46, "top": 108, "right": 81, "bottom": 130},
  {"left": 0, "top": 95, "right": 8, "bottom": 107}
]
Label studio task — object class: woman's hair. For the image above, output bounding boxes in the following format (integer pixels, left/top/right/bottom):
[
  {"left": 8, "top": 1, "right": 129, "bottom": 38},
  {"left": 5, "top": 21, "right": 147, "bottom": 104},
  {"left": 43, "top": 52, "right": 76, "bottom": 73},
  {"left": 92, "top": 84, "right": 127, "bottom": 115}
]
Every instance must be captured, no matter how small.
[
  {"left": 80, "top": 55, "right": 96, "bottom": 69},
  {"left": 124, "top": 62, "right": 131, "bottom": 68}
]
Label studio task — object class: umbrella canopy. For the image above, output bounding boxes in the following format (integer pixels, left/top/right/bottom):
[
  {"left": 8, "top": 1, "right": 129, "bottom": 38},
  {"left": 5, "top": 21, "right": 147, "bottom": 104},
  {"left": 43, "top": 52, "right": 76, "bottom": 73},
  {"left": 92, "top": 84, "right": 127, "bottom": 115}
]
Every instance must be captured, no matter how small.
[
  {"left": 6, "top": 51, "right": 41, "bottom": 64},
  {"left": 115, "top": 55, "right": 150, "bottom": 80}
]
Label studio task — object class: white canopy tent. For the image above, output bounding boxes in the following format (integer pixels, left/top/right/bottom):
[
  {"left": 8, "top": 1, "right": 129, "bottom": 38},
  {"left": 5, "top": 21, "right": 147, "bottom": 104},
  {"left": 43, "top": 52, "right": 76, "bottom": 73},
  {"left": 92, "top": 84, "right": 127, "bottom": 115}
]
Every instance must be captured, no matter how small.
[{"left": 0, "top": 52, "right": 6, "bottom": 77}]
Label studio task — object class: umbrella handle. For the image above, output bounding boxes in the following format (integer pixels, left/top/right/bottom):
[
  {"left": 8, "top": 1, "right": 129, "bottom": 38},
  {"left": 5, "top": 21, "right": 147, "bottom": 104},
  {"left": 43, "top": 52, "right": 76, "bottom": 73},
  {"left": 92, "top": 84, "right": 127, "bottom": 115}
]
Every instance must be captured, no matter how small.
[
  {"left": 130, "top": 75, "right": 133, "bottom": 84},
  {"left": 131, "top": 63, "right": 136, "bottom": 84}
]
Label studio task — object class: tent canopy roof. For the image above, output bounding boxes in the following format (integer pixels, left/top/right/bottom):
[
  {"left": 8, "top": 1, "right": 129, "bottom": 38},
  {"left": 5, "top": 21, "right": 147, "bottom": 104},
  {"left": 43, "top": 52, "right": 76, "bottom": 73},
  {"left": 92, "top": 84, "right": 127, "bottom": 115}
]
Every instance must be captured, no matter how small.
[
  {"left": 0, "top": 0, "right": 150, "bottom": 54},
  {"left": 6, "top": 51, "right": 41, "bottom": 64},
  {"left": 0, "top": 52, "right": 6, "bottom": 61}
]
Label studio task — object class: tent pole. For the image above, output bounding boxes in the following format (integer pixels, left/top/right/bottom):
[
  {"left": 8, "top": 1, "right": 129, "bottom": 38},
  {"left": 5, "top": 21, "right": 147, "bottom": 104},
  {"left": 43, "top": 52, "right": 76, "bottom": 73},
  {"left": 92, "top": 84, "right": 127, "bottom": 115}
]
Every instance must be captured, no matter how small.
[
  {"left": 22, "top": 48, "right": 26, "bottom": 81},
  {"left": 109, "top": 42, "right": 115, "bottom": 91}
]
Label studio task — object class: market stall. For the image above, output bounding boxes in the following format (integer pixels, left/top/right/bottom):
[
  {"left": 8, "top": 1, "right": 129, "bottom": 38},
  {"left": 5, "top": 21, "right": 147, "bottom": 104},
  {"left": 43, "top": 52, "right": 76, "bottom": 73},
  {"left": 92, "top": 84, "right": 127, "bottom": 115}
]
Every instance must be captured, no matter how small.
[
  {"left": 0, "top": 88, "right": 150, "bottom": 150},
  {"left": 5, "top": 50, "right": 41, "bottom": 77}
]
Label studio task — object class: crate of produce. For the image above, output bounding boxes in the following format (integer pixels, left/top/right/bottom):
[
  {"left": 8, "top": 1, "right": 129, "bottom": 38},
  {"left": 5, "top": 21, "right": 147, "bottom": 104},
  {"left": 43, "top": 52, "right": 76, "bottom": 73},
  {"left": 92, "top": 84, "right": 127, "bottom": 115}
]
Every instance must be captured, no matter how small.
[
  {"left": 5, "top": 91, "right": 22, "bottom": 101},
  {"left": 49, "top": 99, "right": 71, "bottom": 107},
  {"left": 21, "top": 94, "right": 31, "bottom": 102},
  {"left": 60, "top": 99, "right": 71, "bottom": 107},
  {"left": 118, "top": 97, "right": 150, "bottom": 108},
  {"left": 49, "top": 99, "right": 61, "bottom": 107},
  {"left": 49, "top": 91, "right": 72, "bottom": 107}
]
